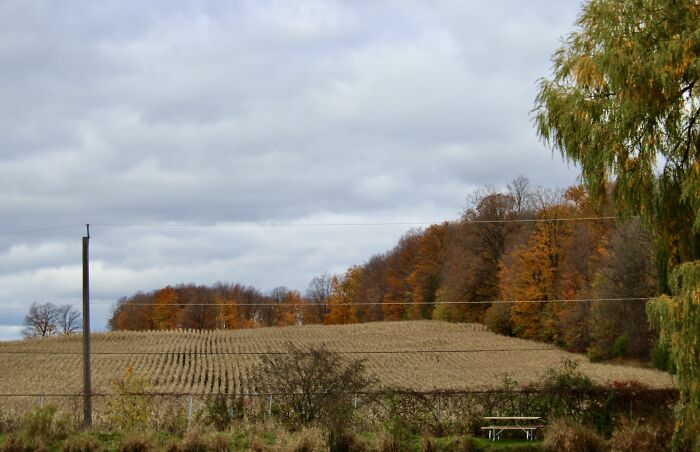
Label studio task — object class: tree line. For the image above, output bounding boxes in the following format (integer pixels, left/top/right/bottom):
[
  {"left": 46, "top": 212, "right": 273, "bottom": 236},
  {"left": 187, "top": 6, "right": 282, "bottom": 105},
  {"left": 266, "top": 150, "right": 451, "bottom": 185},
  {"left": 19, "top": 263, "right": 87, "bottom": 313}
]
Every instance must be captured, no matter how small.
[{"left": 108, "top": 176, "right": 659, "bottom": 363}]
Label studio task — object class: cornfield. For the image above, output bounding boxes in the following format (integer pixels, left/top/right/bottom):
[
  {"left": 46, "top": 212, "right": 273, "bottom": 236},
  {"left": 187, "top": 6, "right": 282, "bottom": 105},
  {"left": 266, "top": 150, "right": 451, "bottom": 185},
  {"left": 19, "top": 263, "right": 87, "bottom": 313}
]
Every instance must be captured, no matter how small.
[{"left": 0, "top": 320, "right": 674, "bottom": 396}]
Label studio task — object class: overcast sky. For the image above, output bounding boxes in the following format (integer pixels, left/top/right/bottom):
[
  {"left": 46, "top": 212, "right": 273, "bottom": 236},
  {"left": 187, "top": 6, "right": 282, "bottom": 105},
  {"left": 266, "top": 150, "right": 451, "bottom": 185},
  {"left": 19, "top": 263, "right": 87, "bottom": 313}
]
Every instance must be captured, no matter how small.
[{"left": 0, "top": 0, "right": 583, "bottom": 340}]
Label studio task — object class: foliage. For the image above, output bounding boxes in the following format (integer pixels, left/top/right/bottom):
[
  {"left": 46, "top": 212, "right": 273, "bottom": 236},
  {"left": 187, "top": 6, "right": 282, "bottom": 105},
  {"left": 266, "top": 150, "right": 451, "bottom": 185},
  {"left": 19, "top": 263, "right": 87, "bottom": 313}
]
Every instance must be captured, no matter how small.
[
  {"left": 106, "top": 366, "right": 152, "bottom": 432},
  {"left": 607, "top": 419, "right": 673, "bottom": 452},
  {"left": 22, "top": 405, "right": 71, "bottom": 440},
  {"left": 203, "top": 394, "right": 246, "bottom": 431},
  {"left": 588, "top": 220, "right": 657, "bottom": 360},
  {"left": 0, "top": 433, "right": 46, "bottom": 452},
  {"left": 542, "top": 418, "right": 604, "bottom": 452},
  {"left": 251, "top": 343, "right": 376, "bottom": 442},
  {"left": 60, "top": 434, "right": 101, "bottom": 452},
  {"left": 535, "top": 0, "right": 700, "bottom": 444},
  {"left": 116, "top": 434, "right": 155, "bottom": 452},
  {"left": 534, "top": 0, "right": 700, "bottom": 269},
  {"left": 648, "top": 261, "right": 700, "bottom": 449}
]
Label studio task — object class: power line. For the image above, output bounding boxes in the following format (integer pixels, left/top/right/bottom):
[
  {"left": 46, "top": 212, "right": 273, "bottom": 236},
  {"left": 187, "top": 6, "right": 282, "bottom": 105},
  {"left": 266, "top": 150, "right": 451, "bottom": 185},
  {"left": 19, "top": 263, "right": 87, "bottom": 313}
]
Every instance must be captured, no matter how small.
[
  {"left": 0, "top": 347, "right": 556, "bottom": 356},
  {"left": 88, "top": 216, "right": 623, "bottom": 227},
  {"left": 0, "top": 387, "right": 676, "bottom": 398},
  {"left": 0, "top": 224, "right": 84, "bottom": 236},
  {"left": 98, "top": 297, "right": 652, "bottom": 307},
  {"left": 0, "top": 297, "right": 651, "bottom": 312},
  {"left": 0, "top": 215, "right": 629, "bottom": 236}
]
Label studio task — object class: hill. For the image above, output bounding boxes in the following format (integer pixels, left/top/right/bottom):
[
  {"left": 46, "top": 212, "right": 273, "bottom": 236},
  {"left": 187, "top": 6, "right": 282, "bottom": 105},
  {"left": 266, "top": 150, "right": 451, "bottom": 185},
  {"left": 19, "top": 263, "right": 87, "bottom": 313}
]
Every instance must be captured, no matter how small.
[{"left": 0, "top": 321, "right": 673, "bottom": 396}]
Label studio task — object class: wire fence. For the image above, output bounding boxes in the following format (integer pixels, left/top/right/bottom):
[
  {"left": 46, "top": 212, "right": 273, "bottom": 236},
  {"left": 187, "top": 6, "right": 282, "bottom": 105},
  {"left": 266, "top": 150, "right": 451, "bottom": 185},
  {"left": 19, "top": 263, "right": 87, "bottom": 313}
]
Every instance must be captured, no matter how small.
[{"left": 0, "top": 386, "right": 678, "bottom": 434}]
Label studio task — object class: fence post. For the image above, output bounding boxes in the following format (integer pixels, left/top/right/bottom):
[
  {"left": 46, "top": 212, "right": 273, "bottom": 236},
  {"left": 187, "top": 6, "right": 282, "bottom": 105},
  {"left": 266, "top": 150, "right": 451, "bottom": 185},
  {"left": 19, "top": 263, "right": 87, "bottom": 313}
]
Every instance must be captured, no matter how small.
[
  {"left": 188, "top": 396, "right": 193, "bottom": 425},
  {"left": 352, "top": 395, "right": 358, "bottom": 433},
  {"left": 39, "top": 395, "right": 44, "bottom": 409},
  {"left": 268, "top": 395, "right": 273, "bottom": 417}
]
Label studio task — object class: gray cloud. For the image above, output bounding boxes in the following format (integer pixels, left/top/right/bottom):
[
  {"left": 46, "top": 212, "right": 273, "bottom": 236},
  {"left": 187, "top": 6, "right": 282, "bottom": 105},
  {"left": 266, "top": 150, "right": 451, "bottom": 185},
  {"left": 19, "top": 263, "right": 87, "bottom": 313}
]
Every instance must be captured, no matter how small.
[{"left": 0, "top": 0, "right": 582, "bottom": 338}]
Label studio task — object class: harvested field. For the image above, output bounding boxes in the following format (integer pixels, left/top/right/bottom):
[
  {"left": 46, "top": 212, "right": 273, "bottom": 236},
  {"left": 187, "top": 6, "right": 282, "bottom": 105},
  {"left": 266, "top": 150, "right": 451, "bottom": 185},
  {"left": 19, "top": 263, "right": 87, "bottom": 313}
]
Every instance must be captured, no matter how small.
[{"left": 0, "top": 320, "right": 674, "bottom": 395}]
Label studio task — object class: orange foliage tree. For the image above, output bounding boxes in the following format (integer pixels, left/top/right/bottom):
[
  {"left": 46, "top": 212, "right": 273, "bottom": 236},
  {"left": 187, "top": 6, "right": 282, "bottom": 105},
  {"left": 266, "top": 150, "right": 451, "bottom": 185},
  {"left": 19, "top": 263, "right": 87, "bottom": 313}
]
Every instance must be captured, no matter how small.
[{"left": 325, "top": 267, "right": 361, "bottom": 325}]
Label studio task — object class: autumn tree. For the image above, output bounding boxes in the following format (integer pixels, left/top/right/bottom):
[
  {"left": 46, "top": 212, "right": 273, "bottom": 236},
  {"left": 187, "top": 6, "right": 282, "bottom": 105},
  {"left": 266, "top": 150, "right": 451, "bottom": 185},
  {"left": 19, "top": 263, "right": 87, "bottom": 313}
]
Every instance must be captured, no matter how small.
[
  {"left": 551, "top": 186, "right": 611, "bottom": 351},
  {"left": 407, "top": 223, "right": 448, "bottom": 320},
  {"left": 535, "top": 1, "right": 700, "bottom": 446},
  {"left": 436, "top": 187, "right": 520, "bottom": 323},
  {"left": 500, "top": 193, "right": 575, "bottom": 341},
  {"left": 178, "top": 286, "right": 217, "bottom": 330},
  {"left": 354, "top": 254, "right": 387, "bottom": 322},
  {"left": 382, "top": 230, "right": 421, "bottom": 321},
  {"left": 325, "top": 267, "right": 361, "bottom": 325},
  {"left": 153, "top": 286, "right": 179, "bottom": 330},
  {"left": 589, "top": 219, "right": 657, "bottom": 360}
]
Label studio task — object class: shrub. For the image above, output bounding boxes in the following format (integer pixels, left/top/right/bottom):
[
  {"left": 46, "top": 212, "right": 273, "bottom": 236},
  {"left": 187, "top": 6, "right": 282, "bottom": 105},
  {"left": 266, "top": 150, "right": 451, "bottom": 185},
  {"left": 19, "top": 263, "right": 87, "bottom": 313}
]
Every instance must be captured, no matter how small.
[
  {"left": 0, "top": 433, "right": 46, "bottom": 452},
  {"left": 60, "top": 434, "right": 101, "bottom": 452},
  {"left": 148, "top": 397, "right": 188, "bottom": 436},
  {"left": 483, "top": 303, "right": 511, "bottom": 336},
  {"left": 421, "top": 436, "right": 436, "bottom": 452},
  {"left": 375, "top": 432, "right": 402, "bottom": 452},
  {"left": 0, "top": 409, "right": 22, "bottom": 434},
  {"left": 23, "top": 405, "right": 62, "bottom": 439},
  {"left": 106, "top": 366, "right": 152, "bottom": 432},
  {"left": 612, "top": 334, "right": 630, "bottom": 358},
  {"left": 250, "top": 343, "right": 376, "bottom": 441},
  {"left": 650, "top": 341, "right": 674, "bottom": 373},
  {"left": 542, "top": 419, "right": 605, "bottom": 452},
  {"left": 454, "top": 435, "right": 477, "bottom": 452},
  {"left": 117, "top": 434, "right": 155, "bottom": 452},
  {"left": 203, "top": 394, "right": 246, "bottom": 431},
  {"left": 607, "top": 419, "right": 673, "bottom": 452}
]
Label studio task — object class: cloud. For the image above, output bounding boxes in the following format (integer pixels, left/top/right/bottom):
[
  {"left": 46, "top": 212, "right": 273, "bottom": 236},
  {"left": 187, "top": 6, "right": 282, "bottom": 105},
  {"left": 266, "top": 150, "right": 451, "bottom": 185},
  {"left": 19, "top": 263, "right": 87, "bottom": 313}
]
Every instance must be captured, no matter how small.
[
  {"left": 0, "top": 325, "right": 23, "bottom": 342},
  {"left": 0, "top": 0, "right": 582, "bottom": 333}
]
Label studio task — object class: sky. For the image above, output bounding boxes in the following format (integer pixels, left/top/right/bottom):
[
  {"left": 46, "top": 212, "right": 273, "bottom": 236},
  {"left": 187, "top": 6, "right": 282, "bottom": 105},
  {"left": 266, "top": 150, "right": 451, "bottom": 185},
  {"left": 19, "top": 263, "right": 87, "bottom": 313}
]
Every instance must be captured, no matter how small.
[{"left": 0, "top": 0, "right": 583, "bottom": 340}]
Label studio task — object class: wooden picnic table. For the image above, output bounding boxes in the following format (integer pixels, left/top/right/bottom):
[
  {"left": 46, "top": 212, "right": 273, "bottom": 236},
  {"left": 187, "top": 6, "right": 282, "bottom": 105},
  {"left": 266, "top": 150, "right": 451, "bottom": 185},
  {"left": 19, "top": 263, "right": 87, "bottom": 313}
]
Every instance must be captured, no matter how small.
[{"left": 481, "top": 416, "right": 543, "bottom": 441}]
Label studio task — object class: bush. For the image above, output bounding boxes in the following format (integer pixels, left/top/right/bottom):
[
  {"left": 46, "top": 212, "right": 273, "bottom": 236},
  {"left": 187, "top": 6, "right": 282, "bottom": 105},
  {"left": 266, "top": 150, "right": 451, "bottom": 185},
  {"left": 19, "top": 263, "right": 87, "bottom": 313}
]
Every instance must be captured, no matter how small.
[
  {"left": 117, "top": 434, "right": 155, "bottom": 452},
  {"left": 327, "top": 431, "right": 367, "bottom": 452},
  {"left": 107, "top": 367, "right": 152, "bottom": 432},
  {"left": 148, "top": 397, "right": 188, "bottom": 436},
  {"left": 612, "top": 334, "right": 630, "bottom": 358},
  {"left": 650, "top": 341, "right": 674, "bottom": 373},
  {"left": 23, "top": 405, "right": 67, "bottom": 439},
  {"left": 421, "top": 436, "right": 436, "bottom": 452},
  {"left": 284, "top": 428, "right": 326, "bottom": 452},
  {"left": 0, "top": 409, "right": 22, "bottom": 434},
  {"left": 203, "top": 395, "right": 246, "bottom": 431},
  {"left": 0, "top": 434, "right": 46, "bottom": 452},
  {"left": 60, "top": 434, "right": 101, "bottom": 452},
  {"left": 251, "top": 343, "right": 376, "bottom": 441},
  {"left": 542, "top": 419, "right": 605, "bottom": 452},
  {"left": 484, "top": 303, "right": 511, "bottom": 336},
  {"left": 607, "top": 419, "right": 673, "bottom": 452}
]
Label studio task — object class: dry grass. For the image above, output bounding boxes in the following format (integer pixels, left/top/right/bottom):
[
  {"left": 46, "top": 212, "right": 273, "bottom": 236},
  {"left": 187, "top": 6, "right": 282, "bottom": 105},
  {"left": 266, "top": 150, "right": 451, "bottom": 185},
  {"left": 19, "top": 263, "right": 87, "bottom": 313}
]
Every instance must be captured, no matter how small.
[{"left": 0, "top": 320, "right": 674, "bottom": 396}]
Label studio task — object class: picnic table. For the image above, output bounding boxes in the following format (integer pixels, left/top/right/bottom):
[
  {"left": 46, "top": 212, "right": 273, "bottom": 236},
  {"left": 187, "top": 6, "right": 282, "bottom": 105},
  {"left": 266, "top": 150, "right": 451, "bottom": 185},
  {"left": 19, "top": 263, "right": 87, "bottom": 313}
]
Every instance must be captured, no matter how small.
[{"left": 481, "top": 416, "right": 543, "bottom": 441}]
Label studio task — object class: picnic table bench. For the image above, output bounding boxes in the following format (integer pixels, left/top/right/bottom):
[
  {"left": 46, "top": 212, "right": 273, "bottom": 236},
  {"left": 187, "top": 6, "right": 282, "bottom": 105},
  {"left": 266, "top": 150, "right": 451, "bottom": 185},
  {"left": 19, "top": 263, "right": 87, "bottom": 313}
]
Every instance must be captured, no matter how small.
[{"left": 481, "top": 416, "right": 543, "bottom": 441}]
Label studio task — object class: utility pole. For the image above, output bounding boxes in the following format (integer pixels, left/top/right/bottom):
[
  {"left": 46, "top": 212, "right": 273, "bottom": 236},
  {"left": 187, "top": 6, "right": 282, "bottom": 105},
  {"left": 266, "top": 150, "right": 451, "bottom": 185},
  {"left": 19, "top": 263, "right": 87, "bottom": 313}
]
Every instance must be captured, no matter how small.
[{"left": 82, "top": 224, "right": 92, "bottom": 427}]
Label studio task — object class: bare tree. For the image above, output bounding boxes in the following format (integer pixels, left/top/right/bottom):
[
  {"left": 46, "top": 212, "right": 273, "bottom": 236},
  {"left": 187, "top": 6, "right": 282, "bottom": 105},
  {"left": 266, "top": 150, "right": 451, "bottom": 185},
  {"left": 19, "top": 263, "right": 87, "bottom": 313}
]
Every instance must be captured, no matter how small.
[
  {"left": 23, "top": 302, "right": 82, "bottom": 338},
  {"left": 23, "top": 302, "right": 60, "bottom": 337},
  {"left": 56, "top": 304, "right": 81, "bottom": 335},
  {"left": 305, "top": 272, "right": 332, "bottom": 323},
  {"left": 507, "top": 175, "right": 535, "bottom": 213}
]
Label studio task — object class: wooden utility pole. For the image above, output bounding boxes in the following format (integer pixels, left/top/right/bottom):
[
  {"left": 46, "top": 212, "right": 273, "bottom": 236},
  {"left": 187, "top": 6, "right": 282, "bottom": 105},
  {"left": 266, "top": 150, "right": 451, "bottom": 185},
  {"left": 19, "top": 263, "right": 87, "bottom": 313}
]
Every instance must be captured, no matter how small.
[{"left": 82, "top": 224, "right": 92, "bottom": 427}]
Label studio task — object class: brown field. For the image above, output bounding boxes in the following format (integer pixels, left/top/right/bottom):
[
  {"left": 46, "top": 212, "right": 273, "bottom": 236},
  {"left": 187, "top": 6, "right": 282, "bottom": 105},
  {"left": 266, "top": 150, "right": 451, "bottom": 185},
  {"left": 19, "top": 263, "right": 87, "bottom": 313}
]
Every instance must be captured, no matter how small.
[{"left": 0, "top": 320, "right": 674, "bottom": 395}]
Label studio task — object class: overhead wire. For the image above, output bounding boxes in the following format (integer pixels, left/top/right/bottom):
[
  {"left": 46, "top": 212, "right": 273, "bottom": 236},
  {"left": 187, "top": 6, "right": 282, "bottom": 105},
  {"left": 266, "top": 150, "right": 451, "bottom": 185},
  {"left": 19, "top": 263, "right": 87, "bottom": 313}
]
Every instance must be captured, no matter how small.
[
  {"left": 0, "top": 214, "right": 631, "bottom": 236},
  {"left": 0, "top": 347, "right": 557, "bottom": 356}
]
